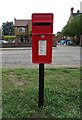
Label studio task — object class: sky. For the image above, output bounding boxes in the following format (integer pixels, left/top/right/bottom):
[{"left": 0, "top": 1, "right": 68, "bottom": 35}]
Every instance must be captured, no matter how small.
[{"left": 0, "top": 0, "right": 81, "bottom": 34}]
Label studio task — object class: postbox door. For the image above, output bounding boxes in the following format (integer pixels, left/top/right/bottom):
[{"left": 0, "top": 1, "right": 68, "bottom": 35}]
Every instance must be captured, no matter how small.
[{"left": 32, "top": 35, "right": 52, "bottom": 63}]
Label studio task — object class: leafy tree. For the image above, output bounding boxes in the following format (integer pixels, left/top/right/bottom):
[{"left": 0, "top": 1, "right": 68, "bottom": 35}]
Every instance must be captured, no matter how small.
[
  {"left": 2, "top": 22, "right": 14, "bottom": 35},
  {"left": 62, "top": 15, "right": 82, "bottom": 45},
  {"left": 57, "top": 31, "right": 61, "bottom": 35},
  {"left": 62, "top": 25, "right": 69, "bottom": 37},
  {"left": 80, "top": 15, "right": 82, "bottom": 34},
  {"left": 62, "top": 15, "right": 82, "bottom": 37}
]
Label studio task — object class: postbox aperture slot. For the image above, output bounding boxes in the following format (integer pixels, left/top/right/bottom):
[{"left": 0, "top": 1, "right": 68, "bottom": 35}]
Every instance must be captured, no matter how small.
[{"left": 33, "top": 22, "right": 51, "bottom": 26}]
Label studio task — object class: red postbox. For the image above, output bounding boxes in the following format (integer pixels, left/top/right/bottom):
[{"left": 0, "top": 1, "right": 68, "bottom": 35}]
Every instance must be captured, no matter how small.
[{"left": 32, "top": 13, "right": 53, "bottom": 63}]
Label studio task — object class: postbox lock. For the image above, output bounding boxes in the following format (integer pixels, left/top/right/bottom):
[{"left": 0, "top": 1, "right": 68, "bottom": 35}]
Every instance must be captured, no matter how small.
[{"left": 41, "top": 34, "right": 45, "bottom": 38}]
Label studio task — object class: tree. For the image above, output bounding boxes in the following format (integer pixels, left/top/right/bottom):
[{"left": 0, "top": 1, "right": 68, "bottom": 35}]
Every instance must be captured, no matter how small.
[
  {"left": 80, "top": 15, "right": 82, "bottom": 34},
  {"left": 62, "top": 15, "right": 82, "bottom": 44},
  {"left": 62, "top": 25, "right": 69, "bottom": 37},
  {"left": 57, "top": 31, "right": 61, "bottom": 35},
  {"left": 2, "top": 21, "right": 14, "bottom": 35}
]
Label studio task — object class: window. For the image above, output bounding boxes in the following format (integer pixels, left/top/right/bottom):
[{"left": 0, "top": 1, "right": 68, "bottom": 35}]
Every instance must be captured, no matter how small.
[{"left": 18, "top": 27, "right": 25, "bottom": 33}]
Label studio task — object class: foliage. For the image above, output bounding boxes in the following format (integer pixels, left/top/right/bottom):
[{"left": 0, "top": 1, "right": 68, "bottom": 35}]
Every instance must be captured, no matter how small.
[
  {"left": 4, "top": 35, "right": 16, "bottom": 43},
  {"left": 62, "top": 25, "right": 69, "bottom": 37},
  {"left": 80, "top": 14, "right": 82, "bottom": 34},
  {"left": 62, "top": 15, "right": 82, "bottom": 38},
  {"left": 57, "top": 31, "right": 61, "bottom": 35},
  {"left": 57, "top": 31, "right": 62, "bottom": 37},
  {"left": 2, "top": 22, "right": 14, "bottom": 35},
  {"left": 4, "top": 35, "right": 16, "bottom": 40},
  {"left": 2, "top": 67, "right": 80, "bottom": 118}
]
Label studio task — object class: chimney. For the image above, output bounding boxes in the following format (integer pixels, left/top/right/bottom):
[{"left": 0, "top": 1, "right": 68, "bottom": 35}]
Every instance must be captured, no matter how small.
[
  {"left": 77, "top": 10, "right": 80, "bottom": 13},
  {"left": 14, "top": 18, "right": 16, "bottom": 23},
  {"left": 71, "top": 7, "right": 74, "bottom": 14}
]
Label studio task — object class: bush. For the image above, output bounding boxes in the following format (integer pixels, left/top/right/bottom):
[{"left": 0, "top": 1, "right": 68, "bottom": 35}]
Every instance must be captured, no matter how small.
[{"left": 4, "top": 35, "right": 16, "bottom": 43}]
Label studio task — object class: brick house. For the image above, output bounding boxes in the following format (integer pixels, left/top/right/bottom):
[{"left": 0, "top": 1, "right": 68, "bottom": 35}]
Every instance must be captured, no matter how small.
[
  {"left": 14, "top": 17, "right": 57, "bottom": 47},
  {"left": 68, "top": 7, "right": 82, "bottom": 45},
  {"left": 14, "top": 18, "right": 32, "bottom": 46},
  {"left": 68, "top": 7, "right": 82, "bottom": 23}
]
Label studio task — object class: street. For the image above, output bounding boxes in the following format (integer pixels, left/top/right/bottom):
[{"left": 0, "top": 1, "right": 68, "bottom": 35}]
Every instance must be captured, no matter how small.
[{"left": 0, "top": 45, "right": 80, "bottom": 68}]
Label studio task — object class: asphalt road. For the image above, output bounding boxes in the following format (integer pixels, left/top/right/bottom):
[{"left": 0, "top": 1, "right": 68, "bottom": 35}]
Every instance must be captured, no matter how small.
[{"left": 0, "top": 45, "right": 80, "bottom": 68}]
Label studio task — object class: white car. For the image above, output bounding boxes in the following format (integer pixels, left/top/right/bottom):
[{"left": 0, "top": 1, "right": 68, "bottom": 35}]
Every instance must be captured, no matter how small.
[
  {"left": 0, "top": 40, "right": 7, "bottom": 47},
  {"left": 0, "top": 40, "right": 7, "bottom": 44}
]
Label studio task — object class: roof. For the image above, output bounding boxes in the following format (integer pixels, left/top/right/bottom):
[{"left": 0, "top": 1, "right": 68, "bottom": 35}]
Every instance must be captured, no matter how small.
[
  {"left": 72, "top": 13, "right": 82, "bottom": 17},
  {"left": 14, "top": 19, "right": 31, "bottom": 27}
]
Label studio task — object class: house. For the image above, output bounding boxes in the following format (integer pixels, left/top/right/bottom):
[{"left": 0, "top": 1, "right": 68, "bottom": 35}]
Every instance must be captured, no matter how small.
[
  {"left": 68, "top": 7, "right": 82, "bottom": 23},
  {"left": 14, "top": 18, "right": 32, "bottom": 46},
  {"left": 66, "top": 6, "right": 82, "bottom": 45}
]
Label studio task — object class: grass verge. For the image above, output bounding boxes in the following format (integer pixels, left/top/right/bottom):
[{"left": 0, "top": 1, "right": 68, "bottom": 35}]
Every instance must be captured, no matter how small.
[{"left": 2, "top": 67, "right": 80, "bottom": 119}]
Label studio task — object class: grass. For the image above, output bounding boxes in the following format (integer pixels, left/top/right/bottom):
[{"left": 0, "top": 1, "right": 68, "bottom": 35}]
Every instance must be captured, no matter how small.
[{"left": 2, "top": 67, "right": 80, "bottom": 119}]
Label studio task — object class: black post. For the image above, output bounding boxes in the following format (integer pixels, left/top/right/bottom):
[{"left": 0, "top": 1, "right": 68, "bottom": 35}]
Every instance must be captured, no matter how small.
[{"left": 38, "top": 63, "right": 44, "bottom": 107}]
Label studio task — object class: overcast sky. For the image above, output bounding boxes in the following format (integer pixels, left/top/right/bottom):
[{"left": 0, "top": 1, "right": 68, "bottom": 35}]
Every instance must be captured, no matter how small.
[{"left": 0, "top": 0, "right": 81, "bottom": 33}]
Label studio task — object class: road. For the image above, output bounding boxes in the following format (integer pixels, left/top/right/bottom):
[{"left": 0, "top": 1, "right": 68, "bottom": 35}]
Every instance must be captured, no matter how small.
[{"left": 0, "top": 45, "right": 80, "bottom": 68}]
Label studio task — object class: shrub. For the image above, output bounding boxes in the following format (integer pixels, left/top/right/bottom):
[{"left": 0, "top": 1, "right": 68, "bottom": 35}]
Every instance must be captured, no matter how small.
[{"left": 4, "top": 35, "right": 16, "bottom": 42}]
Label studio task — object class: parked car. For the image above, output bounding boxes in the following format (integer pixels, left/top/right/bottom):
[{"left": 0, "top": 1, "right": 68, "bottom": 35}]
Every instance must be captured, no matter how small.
[
  {"left": 0, "top": 40, "right": 7, "bottom": 44},
  {"left": 0, "top": 40, "right": 8, "bottom": 47},
  {"left": 67, "top": 40, "right": 73, "bottom": 45},
  {"left": 60, "top": 39, "right": 73, "bottom": 45},
  {"left": 60, "top": 39, "right": 68, "bottom": 45}
]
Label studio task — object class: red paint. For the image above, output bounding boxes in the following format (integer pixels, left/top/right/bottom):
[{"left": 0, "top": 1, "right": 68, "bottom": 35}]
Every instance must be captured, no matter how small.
[{"left": 32, "top": 13, "right": 53, "bottom": 63}]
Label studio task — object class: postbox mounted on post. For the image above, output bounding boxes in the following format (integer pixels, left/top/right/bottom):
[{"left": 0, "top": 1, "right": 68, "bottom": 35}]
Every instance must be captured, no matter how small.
[{"left": 32, "top": 13, "right": 53, "bottom": 63}]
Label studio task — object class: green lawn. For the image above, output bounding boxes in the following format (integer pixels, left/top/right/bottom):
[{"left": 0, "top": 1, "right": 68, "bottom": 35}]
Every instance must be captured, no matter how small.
[{"left": 2, "top": 67, "right": 80, "bottom": 119}]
